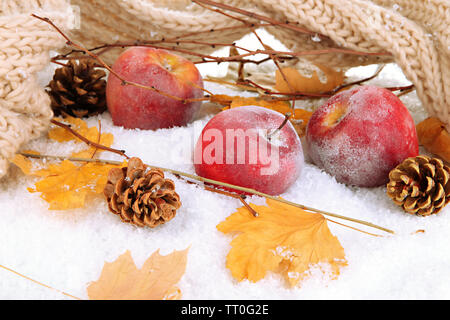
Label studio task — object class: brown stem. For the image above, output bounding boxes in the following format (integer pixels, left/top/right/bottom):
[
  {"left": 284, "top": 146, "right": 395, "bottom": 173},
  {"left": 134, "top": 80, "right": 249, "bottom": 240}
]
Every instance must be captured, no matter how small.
[
  {"left": 20, "top": 153, "right": 395, "bottom": 234},
  {"left": 192, "top": 0, "right": 317, "bottom": 36},
  {"left": 254, "top": 28, "right": 298, "bottom": 108},
  {"left": 50, "top": 119, "right": 129, "bottom": 159},
  {"left": 325, "top": 218, "right": 382, "bottom": 237},
  {"left": 386, "top": 84, "right": 415, "bottom": 92},
  {"left": 0, "top": 264, "right": 81, "bottom": 300},
  {"left": 192, "top": 0, "right": 391, "bottom": 57},
  {"left": 32, "top": 14, "right": 203, "bottom": 103},
  {"left": 267, "top": 112, "right": 292, "bottom": 140},
  {"left": 238, "top": 195, "right": 259, "bottom": 217},
  {"left": 396, "top": 86, "right": 415, "bottom": 97},
  {"left": 332, "top": 64, "right": 385, "bottom": 93},
  {"left": 204, "top": 186, "right": 259, "bottom": 217},
  {"left": 20, "top": 152, "right": 123, "bottom": 165}
]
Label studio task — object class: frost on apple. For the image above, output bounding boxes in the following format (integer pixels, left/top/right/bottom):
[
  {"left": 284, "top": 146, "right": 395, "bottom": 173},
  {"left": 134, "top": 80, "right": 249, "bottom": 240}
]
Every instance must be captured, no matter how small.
[
  {"left": 306, "top": 85, "right": 419, "bottom": 187},
  {"left": 106, "top": 47, "right": 204, "bottom": 130},
  {"left": 194, "top": 106, "right": 304, "bottom": 195}
]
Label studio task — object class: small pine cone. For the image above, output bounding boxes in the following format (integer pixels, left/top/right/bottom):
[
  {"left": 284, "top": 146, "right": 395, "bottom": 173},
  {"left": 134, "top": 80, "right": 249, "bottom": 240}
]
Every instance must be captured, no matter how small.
[
  {"left": 104, "top": 158, "right": 181, "bottom": 228},
  {"left": 387, "top": 155, "right": 450, "bottom": 216},
  {"left": 47, "top": 59, "right": 107, "bottom": 118}
]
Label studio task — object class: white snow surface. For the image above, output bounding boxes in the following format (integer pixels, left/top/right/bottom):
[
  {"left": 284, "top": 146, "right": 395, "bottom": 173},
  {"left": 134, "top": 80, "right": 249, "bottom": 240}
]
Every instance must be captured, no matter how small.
[{"left": 0, "top": 36, "right": 448, "bottom": 299}]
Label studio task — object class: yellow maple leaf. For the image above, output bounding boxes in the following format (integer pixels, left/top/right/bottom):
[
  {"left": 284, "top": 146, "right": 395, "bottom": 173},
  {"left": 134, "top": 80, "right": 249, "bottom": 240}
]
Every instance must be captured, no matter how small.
[
  {"left": 28, "top": 160, "right": 125, "bottom": 210},
  {"left": 10, "top": 117, "right": 123, "bottom": 210},
  {"left": 416, "top": 117, "right": 450, "bottom": 163},
  {"left": 48, "top": 117, "right": 89, "bottom": 142},
  {"left": 11, "top": 153, "right": 39, "bottom": 175},
  {"left": 275, "top": 64, "right": 344, "bottom": 94},
  {"left": 217, "top": 198, "right": 347, "bottom": 287},
  {"left": 48, "top": 116, "right": 114, "bottom": 158},
  {"left": 87, "top": 248, "right": 189, "bottom": 300}
]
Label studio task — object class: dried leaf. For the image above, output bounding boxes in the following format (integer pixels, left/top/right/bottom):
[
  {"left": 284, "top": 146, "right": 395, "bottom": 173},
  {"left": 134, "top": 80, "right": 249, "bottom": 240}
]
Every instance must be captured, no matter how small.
[
  {"left": 49, "top": 116, "right": 114, "bottom": 158},
  {"left": 10, "top": 117, "right": 123, "bottom": 210},
  {"left": 416, "top": 117, "right": 450, "bottom": 162},
  {"left": 48, "top": 117, "right": 89, "bottom": 142},
  {"left": 232, "top": 96, "right": 290, "bottom": 110},
  {"left": 87, "top": 248, "right": 189, "bottom": 300},
  {"left": 11, "top": 152, "right": 39, "bottom": 175},
  {"left": 28, "top": 160, "right": 125, "bottom": 210},
  {"left": 217, "top": 199, "right": 346, "bottom": 287},
  {"left": 275, "top": 64, "right": 344, "bottom": 94}
]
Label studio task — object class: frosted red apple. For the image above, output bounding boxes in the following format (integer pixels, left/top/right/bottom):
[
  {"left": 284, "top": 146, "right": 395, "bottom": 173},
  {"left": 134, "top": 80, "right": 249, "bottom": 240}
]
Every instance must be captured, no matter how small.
[
  {"left": 306, "top": 85, "right": 419, "bottom": 187},
  {"left": 194, "top": 106, "right": 304, "bottom": 195},
  {"left": 106, "top": 47, "right": 204, "bottom": 130}
]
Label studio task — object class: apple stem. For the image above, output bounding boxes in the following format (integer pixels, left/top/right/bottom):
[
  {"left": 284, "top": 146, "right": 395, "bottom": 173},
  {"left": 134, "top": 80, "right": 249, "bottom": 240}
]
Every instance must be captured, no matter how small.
[
  {"left": 267, "top": 112, "right": 292, "bottom": 141},
  {"left": 20, "top": 153, "right": 395, "bottom": 235}
]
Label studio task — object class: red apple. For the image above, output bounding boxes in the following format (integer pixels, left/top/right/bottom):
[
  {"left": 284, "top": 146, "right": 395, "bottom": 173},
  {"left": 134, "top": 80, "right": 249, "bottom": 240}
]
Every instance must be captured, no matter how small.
[
  {"left": 106, "top": 47, "right": 204, "bottom": 130},
  {"left": 306, "top": 85, "right": 419, "bottom": 187},
  {"left": 194, "top": 106, "right": 304, "bottom": 195}
]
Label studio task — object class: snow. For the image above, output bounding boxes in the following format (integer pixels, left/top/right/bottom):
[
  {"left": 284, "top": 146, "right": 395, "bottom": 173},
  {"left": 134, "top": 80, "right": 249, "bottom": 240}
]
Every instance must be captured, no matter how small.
[{"left": 1, "top": 34, "right": 449, "bottom": 300}]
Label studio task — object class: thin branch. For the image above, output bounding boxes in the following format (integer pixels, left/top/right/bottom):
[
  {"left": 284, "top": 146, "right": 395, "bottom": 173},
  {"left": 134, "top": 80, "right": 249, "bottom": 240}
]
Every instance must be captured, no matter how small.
[
  {"left": 397, "top": 86, "right": 415, "bottom": 97},
  {"left": 387, "top": 84, "right": 414, "bottom": 92},
  {"left": 33, "top": 14, "right": 205, "bottom": 103},
  {"left": 325, "top": 218, "right": 383, "bottom": 237},
  {"left": 192, "top": 0, "right": 318, "bottom": 36},
  {"left": 20, "top": 152, "right": 123, "bottom": 165},
  {"left": 204, "top": 186, "right": 259, "bottom": 217},
  {"left": 0, "top": 264, "right": 81, "bottom": 300},
  {"left": 192, "top": 0, "right": 391, "bottom": 57},
  {"left": 332, "top": 64, "right": 385, "bottom": 93},
  {"left": 20, "top": 153, "right": 395, "bottom": 234},
  {"left": 50, "top": 119, "right": 129, "bottom": 159}
]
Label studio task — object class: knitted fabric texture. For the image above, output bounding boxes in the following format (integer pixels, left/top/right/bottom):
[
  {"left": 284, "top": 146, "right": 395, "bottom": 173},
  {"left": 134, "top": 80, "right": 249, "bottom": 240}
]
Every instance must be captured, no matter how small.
[
  {"left": 69, "top": 0, "right": 449, "bottom": 129},
  {"left": 1, "top": 0, "right": 449, "bottom": 180},
  {"left": 0, "top": 0, "right": 73, "bottom": 178}
]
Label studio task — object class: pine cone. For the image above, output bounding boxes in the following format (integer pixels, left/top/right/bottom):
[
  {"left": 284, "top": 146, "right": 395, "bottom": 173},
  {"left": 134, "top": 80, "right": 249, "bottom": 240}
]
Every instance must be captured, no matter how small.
[
  {"left": 387, "top": 155, "right": 450, "bottom": 216},
  {"left": 103, "top": 158, "right": 181, "bottom": 228},
  {"left": 47, "top": 59, "right": 107, "bottom": 118}
]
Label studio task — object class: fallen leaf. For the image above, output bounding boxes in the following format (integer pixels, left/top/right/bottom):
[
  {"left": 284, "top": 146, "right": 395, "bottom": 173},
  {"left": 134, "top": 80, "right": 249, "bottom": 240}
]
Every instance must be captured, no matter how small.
[
  {"left": 210, "top": 95, "right": 285, "bottom": 109},
  {"left": 275, "top": 64, "right": 344, "bottom": 94},
  {"left": 28, "top": 160, "right": 125, "bottom": 210},
  {"left": 230, "top": 96, "right": 291, "bottom": 110},
  {"left": 49, "top": 116, "right": 114, "bottom": 158},
  {"left": 48, "top": 116, "right": 90, "bottom": 142},
  {"left": 87, "top": 248, "right": 189, "bottom": 300},
  {"left": 416, "top": 117, "right": 450, "bottom": 163},
  {"left": 217, "top": 198, "right": 346, "bottom": 287},
  {"left": 11, "top": 152, "right": 40, "bottom": 175},
  {"left": 10, "top": 117, "right": 124, "bottom": 210}
]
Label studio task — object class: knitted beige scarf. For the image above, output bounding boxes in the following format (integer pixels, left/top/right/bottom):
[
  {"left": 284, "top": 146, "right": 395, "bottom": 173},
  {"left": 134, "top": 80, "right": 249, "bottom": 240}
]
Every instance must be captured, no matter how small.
[
  {"left": 1, "top": 0, "right": 449, "bottom": 178},
  {"left": 0, "top": 0, "right": 73, "bottom": 177}
]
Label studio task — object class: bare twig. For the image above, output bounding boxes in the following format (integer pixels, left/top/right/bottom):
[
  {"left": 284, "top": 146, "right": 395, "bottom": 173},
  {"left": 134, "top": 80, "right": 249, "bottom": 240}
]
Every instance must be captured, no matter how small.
[
  {"left": 50, "top": 119, "right": 129, "bottom": 159},
  {"left": 33, "top": 14, "right": 207, "bottom": 103},
  {"left": 192, "top": 0, "right": 318, "bottom": 36},
  {"left": 192, "top": 0, "right": 391, "bottom": 57},
  {"left": 0, "top": 264, "right": 81, "bottom": 300},
  {"left": 19, "top": 152, "right": 395, "bottom": 234}
]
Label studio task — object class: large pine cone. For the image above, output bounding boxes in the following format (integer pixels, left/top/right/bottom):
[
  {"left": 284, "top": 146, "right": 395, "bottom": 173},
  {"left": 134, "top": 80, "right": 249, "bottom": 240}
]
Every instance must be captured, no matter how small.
[
  {"left": 104, "top": 158, "right": 181, "bottom": 228},
  {"left": 387, "top": 155, "right": 450, "bottom": 216},
  {"left": 47, "top": 59, "right": 107, "bottom": 118}
]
